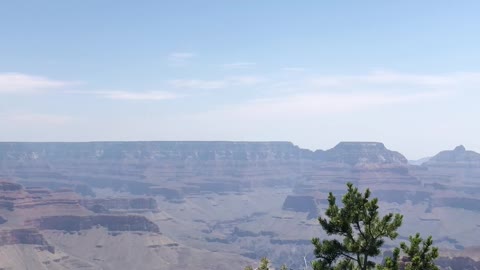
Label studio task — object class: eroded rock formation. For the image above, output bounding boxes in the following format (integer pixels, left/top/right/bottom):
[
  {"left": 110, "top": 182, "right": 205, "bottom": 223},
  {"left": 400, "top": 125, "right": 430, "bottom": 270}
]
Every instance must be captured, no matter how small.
[
  {"left": 80, "top": 197, "right": 158, "bottom": 212},
  {"left": 31, "top": 215, "right": 160, "bottom": 233},
  {"left": 282, "top": 195, "right": 318, "bottom": 219},
  {"left": 0, "top": 228, "right": 54, "bottom": 252}
]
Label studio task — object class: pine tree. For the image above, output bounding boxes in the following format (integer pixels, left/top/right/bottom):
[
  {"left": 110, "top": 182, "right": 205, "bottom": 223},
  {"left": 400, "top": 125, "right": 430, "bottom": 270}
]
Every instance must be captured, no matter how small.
[
  {"left": 245, "top": 257, "right": 270, "bottom": 270},
  {"left": 378, "top": 233, "right": 439, "bottom": 270},
  {"left": 258, "top": 257, "right": 270, "bottom": 270},
  {"left": 311, "top": 183, "right": 403, "bottom": 270}
]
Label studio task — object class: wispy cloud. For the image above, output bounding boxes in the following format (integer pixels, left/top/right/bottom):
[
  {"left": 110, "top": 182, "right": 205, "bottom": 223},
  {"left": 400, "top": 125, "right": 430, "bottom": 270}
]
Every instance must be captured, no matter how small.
[
  {"left": 169, "top": 76, "right": 266, "bottom": 90},
  {"left": 282, "top": 67, "right": 306, "bottom": 72},
  {"left": 169, "top": 79, "right": 227, "bottom": 90},
  {"left": 309, "top": 70, "right": 480, "bottom": 90},
  {"left": 66, "top": 90, "right": 181, "bottom": 101},
  {"left": 223, "top": 62, "right": 257, "bottom": 69},
  {"left": 195, "top": 90, "right": 450, "bottom": 120},
  {"left": 0, "top": 72, "right": 76, "bottom": 93},
  {"left": 168, "top": 52, "right": 195, "bottom": 66},
  {"left": 96, "top": 91, "right": 180, "bottom": 101},
  {"left": 175, "top": 70, "right": 463, "bottom": 124}
]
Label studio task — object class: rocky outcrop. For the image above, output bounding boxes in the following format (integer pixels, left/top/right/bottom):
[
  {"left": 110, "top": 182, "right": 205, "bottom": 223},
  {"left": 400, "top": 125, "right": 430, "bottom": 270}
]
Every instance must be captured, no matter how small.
[
  {"left": 282, "top": 195, "right": 318, "bottom": 219},
  {"left": 2, "top": 142, "right": 480, "bottom": 268},
  {"left": 316, "top": 142, "right": 408, "bottom": 166},
  {"left": 432, "top": 197, "right": 480, "bottom": 212},
  {"left": 0, "top": 181, "right": 23, "bottom": 191},
  {"left": 0, "top": 200, "right": 14, "bottom": 211},
  {"left": 19, "top": 180, "right": 95, "bottom": 197},
  {"left": 13, "top": 187, "right": 81, "bottom": 210},
  {"left": 0, "top": 142, "right": 417, "bottom": 196},
  {"left": 0, "top": 182, "right": 84, "bottom": 215},
  {"left": 0, "top": 180, "right": 161, "bottom": 238},
  {"left": 149, "top": 187, "right": 184, "bottom": 201},
  {"left": 31, "top": 215, "right": 160, "bottom": 233},
  {"left": 80, "top": 198, "right": 158, "bottom": 212},
  {"left": 0, "top": 141, "right": 410, "bottom": 167},
  {"left": 0, "top": 228, "right": 54, "bottom": 252},
  {"left": 436, "top": 256, "right": 480, "bottom": 270},
  {"left": 0, "top": 141, "right": 311, "bottom": 163},
  {"left": 424, "top": 145, "right": 480, "bottom": 167}
]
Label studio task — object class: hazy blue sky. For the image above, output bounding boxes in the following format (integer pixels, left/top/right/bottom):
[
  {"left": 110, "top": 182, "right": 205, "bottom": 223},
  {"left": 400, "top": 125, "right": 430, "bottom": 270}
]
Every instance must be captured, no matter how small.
[{"left": 1, "top": 1, "right": 480, "bottom": 159}]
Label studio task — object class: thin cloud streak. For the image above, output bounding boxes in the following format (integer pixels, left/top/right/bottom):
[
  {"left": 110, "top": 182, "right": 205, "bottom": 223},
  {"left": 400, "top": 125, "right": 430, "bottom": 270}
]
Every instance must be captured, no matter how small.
[
  {"left": 168, "top": 52, "right": 195, "bottom": 66},
  {"left": 169, "top": 79, "right": 227, "bottom": 90},
  {"left": 309, "top": 70, "right": 480, "bottom": 89},
  {"left": 193, "top": 90, "right": 451, "bottom": 120},
  {"left": 66, "top": 90, "right": 181, "bottom": 101},
  {"left": 0, "top": 72, "right": 76, "bottom": 93},
  {"left": 282, "top": 67, "right": 307, "bottom": 72},
  {"left": 223, "top": 62, "right": 257, "bottom": 69},
  {"left": 100, "top": 91, "right": 180, "bottom": 101},
  {"left": 169, "top": 76, "right": 266, "bottom": 90}
]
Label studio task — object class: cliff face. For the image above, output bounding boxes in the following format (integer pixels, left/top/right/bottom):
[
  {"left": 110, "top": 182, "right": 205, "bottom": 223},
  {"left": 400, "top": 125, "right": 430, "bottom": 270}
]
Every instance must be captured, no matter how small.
[
  {"left": 0, "top": 182, "right": 22, "bottom": 191},
  {"left": 2, "top": 142, "right": 480, "bottom": 268},
  {"left": 32, "top": 215, "right": 160, "bottom": 233},
  {"left": 281, "top": 195, "right": 318, "bottom": 219},
  {"left": 0, "top": 142, "right": 317, "bottom": 195},
  {"left": 0, "top": 141, "right": 310, "bottom": 163},
  {"left": 0, "top": 141, "right": 408, "bottom": 165},
  {"left": 0, "top": 181, "right": 160, "bottom": 246},
  {"left": 0, "top": 228, "right": 55, "bottom": 253},
  {"left": 316, "top": 142, "right": 408, "bottom": 166},
  {"left": 0, "top": 228, "right": 50, "bottom": 245},
  {"left": 80, "top": 198, "right": 158, "bottom": 212},
  {"left": 424, "top": 145, "right": 480, "bottom": 167},
  {"left": 436, "top": 256, "right": 480, "bottom": 270},
  {"left": 0, "top": 141, "right": 412, "bottom": 191},
  {"left": 0, "top": 181, "right": 88, "bottom": 221}
]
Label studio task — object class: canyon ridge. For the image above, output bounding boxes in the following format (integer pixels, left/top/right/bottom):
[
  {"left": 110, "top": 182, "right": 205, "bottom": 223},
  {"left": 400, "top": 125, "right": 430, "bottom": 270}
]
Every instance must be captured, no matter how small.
[{"left": 0, "top": 141, "right": 479, "bottom": 269}]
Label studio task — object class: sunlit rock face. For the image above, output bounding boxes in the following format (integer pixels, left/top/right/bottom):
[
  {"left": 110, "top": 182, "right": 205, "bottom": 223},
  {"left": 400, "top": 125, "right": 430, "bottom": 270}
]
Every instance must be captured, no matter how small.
[{"left": 316, "top": 142, "right": 408, "bottom": 165}]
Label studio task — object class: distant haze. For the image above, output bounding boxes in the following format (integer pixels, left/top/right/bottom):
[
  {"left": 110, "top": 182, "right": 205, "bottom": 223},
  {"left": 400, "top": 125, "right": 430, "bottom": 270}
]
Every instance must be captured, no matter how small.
[{"left": 1, "top": 1, "right": 480, "bottom": 159}]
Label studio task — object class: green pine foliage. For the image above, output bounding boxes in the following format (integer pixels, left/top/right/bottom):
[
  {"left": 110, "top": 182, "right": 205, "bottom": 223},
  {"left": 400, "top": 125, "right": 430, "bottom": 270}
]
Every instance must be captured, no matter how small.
[
  {"left": 378, "top": 233, "right": 439, "bottom": 270},
  {"left": 244, "top": 257, "right": 271, "bottom": 270},
  {"left": 243, "top": 183, "right": 440, "bottom": 270},
  {"left": 258, "top": 257, "right": 270, "bottom": 270},
  {"left": 311, "top": 183, "right": 403, "bottom": 270}
]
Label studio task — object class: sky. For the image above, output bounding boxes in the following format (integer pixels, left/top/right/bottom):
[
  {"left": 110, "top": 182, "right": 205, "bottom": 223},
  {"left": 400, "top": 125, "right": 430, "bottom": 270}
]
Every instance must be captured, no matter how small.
[{"left": 1, "top": 0, "right": 480, "bottom": 159}]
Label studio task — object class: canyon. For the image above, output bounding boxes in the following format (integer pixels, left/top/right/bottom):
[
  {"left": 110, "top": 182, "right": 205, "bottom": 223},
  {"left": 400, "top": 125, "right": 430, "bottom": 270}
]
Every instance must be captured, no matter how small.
[{"left": 0, "top": 141, "right": 479, "bottom": 269}]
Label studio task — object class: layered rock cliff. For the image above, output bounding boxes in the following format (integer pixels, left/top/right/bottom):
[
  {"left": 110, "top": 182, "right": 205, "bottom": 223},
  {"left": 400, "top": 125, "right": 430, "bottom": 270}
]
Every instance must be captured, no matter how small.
[
  {"left": 424, "top": 145, "right": 480, "bottom": 167},
  {"left": 316, "top": 142, "right": 408, "bottom": 166},
  {"left": 1, "top": 141, "right": 480, "bottom": 269},
  {"left": 80, "top": 198, "right": 158, "bottom": 212},
  {"left": 31, "top": 215, "right": 160, "bottom": 233},
  {"left": 0, "top": 228, "right": 54, "bottom": 252},
  {"left": 0, "top": 141, "right": 414, "bottom": 193}
]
